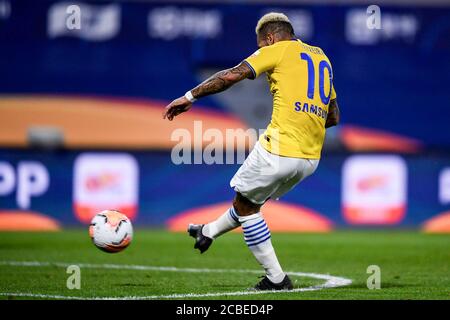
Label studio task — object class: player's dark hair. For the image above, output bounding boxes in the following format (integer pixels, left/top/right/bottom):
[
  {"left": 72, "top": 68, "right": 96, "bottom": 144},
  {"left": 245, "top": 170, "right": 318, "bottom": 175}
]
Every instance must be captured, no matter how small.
[{"left": 257, "top": 21, "right": 295, "bottom": 38}]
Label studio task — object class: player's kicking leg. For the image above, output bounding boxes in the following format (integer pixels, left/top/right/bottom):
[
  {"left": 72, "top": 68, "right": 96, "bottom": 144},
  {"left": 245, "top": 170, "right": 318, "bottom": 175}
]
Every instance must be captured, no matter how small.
[
  {"left": 187, "top": 142, "right": 271, "bottom": 252},
  {"left": 187, "top": 205, "right": 240, "bottom": 253}
]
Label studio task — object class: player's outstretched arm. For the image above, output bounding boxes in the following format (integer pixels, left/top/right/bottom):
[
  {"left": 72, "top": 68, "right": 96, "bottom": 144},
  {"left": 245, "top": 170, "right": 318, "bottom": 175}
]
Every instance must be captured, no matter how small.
[
  {"left": 163, "top": 62, "right": 253, "bottom": 121},
  {"left": 190, "top": 62, "right": 253, "bottom": 99},
  {"left": 325, "top": 99, "right": 340, "bottom": 128}
]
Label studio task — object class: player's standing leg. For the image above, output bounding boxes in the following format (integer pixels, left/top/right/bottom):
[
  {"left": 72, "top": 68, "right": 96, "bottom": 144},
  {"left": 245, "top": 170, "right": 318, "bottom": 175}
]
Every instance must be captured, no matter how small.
[{"left": 233, "top": 192, "right": 293, "bottom": 290}]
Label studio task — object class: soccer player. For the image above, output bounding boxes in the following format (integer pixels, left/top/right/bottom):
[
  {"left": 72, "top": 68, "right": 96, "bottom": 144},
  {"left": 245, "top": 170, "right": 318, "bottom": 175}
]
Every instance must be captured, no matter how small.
[{"left": 163, "top": 12, "right": 340, "bottom": 290}]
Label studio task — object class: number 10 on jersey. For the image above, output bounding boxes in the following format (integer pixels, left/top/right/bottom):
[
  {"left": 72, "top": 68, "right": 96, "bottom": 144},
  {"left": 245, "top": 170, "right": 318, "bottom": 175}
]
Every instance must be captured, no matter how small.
[{"left": 300, "top": 53, "right": 333, "bottom": 105}]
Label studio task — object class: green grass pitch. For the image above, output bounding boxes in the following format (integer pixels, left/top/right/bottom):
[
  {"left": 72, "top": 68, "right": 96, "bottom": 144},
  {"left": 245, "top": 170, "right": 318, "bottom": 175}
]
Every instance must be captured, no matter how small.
[{"left": 0, "top": 230, "right": 449, "bottom": 300}]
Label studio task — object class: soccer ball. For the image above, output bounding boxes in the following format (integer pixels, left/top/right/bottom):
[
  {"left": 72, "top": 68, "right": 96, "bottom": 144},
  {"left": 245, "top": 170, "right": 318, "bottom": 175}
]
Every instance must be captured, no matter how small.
[{"left": 89, "top": 210, "right": 133, "bottom": 253}]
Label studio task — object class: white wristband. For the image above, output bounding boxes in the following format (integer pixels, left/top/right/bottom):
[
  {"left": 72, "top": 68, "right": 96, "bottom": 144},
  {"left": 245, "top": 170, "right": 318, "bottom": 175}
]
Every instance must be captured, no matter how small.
[{"left": 184, "top": 90, "right": 197, "bottom": 103}]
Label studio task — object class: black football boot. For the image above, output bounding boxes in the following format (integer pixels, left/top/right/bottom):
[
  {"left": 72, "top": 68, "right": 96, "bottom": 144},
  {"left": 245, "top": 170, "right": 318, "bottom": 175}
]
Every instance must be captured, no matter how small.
[
  {"left": 253, "top": 275, "right": 294, "bottom": 291},
  {"left": 188, "top": 224, "right": 213, "bottom": 254}
]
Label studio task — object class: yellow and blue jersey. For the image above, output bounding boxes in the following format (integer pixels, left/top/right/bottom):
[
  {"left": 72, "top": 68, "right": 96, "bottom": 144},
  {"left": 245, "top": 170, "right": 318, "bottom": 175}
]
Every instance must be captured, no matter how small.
[{"left": 244, "top": 39, "right": 336, "bottom": 159}]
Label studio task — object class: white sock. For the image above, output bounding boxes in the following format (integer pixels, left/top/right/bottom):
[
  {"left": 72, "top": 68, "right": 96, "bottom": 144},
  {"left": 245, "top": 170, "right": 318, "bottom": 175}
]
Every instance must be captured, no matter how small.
[
  {"left": 239, "top": 213, "right": 285, "bottom": 284},
  {"left": 202, "top": 207, "right": 241, "bottom": 239}
]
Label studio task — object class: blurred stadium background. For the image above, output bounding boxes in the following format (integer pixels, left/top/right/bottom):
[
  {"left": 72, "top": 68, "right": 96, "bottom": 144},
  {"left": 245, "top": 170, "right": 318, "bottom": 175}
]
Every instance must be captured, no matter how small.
[{"left": 1, "top": 0, "right": 450, "bottom": 233}]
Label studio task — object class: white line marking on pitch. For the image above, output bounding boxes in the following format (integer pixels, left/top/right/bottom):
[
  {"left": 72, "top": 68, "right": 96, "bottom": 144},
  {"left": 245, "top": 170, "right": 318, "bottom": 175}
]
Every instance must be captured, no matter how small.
[{"left": 0, "top": 260, "right": 352, "bottom": 300}]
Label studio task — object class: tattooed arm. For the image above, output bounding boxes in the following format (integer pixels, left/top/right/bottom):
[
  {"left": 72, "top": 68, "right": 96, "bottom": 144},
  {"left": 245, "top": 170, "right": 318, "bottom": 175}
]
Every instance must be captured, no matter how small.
[
  {"left": 191, "top": 62, "right": 253, "bottom": 99},
  {"left": 163, "top": 62, "right": 253, "bottom": 121},
  {"left": 325, "top": 99, "right": 340, "bottom": 128}
]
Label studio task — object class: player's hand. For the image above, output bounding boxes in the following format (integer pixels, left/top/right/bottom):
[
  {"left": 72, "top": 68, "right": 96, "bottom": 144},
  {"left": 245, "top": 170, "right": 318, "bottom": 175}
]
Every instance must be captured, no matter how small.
[{"left": 163, "top": 96, "right": 192, "bottom": 121}]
